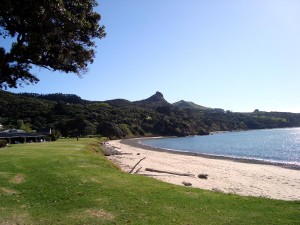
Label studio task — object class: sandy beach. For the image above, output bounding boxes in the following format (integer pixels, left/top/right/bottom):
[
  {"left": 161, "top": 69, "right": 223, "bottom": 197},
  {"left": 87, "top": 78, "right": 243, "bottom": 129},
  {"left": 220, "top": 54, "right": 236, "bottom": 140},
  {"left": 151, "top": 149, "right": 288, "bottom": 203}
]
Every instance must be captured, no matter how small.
[{"left": 106, "top": 139, "right": 300, "bottom": 201}]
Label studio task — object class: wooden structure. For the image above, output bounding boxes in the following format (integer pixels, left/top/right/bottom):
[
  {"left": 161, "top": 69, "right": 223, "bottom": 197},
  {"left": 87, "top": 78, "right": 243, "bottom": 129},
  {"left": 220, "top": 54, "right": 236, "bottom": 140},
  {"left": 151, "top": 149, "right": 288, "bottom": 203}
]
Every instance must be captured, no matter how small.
[{"left": 0, "top": 129, "right": 46, "bottom": 144}]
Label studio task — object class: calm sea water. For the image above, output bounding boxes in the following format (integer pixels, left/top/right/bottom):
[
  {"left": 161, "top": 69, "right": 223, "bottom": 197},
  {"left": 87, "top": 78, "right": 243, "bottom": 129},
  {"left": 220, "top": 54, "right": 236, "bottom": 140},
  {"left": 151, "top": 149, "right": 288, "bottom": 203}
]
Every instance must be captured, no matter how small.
[{"left": 140, "top": 128, "right": 300, "bottom": 166}]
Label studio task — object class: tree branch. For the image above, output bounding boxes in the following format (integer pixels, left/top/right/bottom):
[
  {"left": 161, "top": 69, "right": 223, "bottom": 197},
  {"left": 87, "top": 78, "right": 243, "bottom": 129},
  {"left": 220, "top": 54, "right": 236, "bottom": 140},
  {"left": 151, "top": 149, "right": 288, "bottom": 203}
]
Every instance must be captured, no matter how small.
[{"left": 129, "top": 157, "right": 146, "bottom": 174}]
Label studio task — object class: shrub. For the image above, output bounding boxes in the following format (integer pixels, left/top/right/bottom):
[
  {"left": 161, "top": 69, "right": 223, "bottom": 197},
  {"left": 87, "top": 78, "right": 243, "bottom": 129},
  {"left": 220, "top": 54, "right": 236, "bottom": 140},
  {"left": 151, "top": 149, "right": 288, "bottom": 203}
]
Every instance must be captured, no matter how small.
[
  {"left": 0, "top": 140, "right": 7, "bottom": 148},
  {"left": 97, "top": 122, "right": 123, "bottom": 139},
  {"left": 119, "top": 124, "right": 133, "bottom": 137},
  {"left": 50, "top": 129, "right": 61, "bottom": 141}
]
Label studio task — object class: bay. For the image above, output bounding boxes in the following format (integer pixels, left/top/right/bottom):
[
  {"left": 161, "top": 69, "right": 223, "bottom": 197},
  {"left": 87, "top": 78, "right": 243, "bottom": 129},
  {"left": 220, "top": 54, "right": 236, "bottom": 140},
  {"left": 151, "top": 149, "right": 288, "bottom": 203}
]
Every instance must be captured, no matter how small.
[{"left": 140, "top": 128, "right": 300, "bottom": 166}]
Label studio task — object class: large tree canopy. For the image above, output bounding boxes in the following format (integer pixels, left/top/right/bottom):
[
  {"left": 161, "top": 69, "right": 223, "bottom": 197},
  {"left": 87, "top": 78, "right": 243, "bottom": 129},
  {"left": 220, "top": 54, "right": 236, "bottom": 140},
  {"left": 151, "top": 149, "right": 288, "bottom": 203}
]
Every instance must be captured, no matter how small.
[{"left": 0, "top": 0, "right": 105, "bottom": 89}]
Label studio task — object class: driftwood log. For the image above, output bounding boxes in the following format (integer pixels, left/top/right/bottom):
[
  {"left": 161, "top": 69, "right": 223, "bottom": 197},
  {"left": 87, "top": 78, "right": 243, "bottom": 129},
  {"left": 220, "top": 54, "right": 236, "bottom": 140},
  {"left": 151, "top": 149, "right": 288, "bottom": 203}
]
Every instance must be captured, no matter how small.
[{"left": 145, "top": 168, "right": 194, "bottom": 177}]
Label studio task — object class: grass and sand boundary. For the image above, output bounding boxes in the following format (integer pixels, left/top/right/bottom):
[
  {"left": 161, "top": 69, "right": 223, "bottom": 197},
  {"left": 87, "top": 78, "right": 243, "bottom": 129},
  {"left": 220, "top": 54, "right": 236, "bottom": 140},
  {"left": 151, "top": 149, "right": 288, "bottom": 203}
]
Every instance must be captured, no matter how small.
[{"left": 0, "top": 138, "right": 299, "bottom": 224}]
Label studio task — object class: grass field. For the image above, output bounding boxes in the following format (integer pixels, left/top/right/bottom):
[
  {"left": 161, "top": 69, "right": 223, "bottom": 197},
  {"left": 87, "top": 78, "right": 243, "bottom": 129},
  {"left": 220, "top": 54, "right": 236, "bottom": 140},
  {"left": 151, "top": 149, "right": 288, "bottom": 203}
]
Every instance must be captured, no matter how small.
[{"left": 0, "top": 138, "right": 299, "bottom": 225}]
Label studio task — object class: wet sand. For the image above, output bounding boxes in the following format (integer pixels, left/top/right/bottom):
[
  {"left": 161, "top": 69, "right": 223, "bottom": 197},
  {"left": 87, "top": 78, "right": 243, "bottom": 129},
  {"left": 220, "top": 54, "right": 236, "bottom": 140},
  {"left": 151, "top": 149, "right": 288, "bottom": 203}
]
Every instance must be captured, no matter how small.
[{"left": 107, "top": 139, "right": 300, "bottom": 201}]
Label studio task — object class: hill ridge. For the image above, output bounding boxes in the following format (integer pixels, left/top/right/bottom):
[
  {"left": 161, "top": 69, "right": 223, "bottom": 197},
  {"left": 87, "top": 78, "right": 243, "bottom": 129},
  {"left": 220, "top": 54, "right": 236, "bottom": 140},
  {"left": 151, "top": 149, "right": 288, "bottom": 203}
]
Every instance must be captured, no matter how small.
[
  {"left": 173, "top": 100, "right": 209, "bottom": 110},
  {"left": 1, "top": 90, "right": 300, "bottom": 139}
]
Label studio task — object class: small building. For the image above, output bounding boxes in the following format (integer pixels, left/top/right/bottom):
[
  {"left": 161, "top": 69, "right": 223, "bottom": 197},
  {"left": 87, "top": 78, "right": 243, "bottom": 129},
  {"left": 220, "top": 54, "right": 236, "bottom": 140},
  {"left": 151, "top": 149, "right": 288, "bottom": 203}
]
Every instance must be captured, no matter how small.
[{"left": 0, "top": 129, "right": 46, "bottom": 144}]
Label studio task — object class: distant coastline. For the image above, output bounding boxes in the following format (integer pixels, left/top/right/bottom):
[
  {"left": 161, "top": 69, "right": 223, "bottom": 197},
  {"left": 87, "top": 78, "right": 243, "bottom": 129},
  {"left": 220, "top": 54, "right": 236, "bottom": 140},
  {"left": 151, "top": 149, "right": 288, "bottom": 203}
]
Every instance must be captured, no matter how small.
[{"left": 121, "top": 137, "right": 300, "bottom": 171}]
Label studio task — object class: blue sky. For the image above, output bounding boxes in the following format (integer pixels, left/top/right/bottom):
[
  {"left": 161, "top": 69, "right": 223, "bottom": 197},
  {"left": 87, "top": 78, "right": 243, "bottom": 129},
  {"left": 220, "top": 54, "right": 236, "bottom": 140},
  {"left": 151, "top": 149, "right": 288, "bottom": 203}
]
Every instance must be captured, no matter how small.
[{"left": 7, "top": 0, "right": 300, "bottom": 112}]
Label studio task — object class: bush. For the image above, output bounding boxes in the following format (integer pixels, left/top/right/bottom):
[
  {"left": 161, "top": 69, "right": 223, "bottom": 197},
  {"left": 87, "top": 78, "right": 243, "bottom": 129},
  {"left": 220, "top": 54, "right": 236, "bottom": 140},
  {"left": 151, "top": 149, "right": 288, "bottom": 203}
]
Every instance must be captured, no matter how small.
[
  {"left": 119, "top": 124, "right": 133, "bottom": 137},
  {"left": 0, "top": 140, "right": 7, "bottom": 148},
  {"left": 50, "top": 129, "right": 61, "bottom": 141},
  {"left": 97, "top": 122, "right": 123, "bottom": 139}
]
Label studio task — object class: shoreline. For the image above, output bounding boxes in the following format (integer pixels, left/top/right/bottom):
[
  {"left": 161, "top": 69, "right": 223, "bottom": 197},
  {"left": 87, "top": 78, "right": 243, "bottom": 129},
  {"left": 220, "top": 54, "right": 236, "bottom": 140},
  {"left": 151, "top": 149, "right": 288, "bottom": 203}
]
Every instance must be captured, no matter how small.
[
  {"left": 107, "top": 138, "right": 300, "bottom": 201},
  {"left": 121, "top": 138, "right": 300, "bottom": 171}
]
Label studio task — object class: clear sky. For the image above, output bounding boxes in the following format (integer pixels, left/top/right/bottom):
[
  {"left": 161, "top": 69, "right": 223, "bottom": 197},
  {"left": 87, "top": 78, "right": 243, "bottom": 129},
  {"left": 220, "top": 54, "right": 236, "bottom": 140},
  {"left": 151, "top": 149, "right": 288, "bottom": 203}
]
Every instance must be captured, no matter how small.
[{"left": 7, "top": 0, "right": 300, "bottom": 112}]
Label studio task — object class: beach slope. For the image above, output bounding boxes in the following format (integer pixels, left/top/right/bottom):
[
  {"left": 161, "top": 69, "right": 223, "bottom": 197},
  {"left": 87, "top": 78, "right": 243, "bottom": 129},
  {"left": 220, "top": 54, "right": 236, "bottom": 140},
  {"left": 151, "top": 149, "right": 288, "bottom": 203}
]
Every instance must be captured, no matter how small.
[{"left": 107, "top": 139, "right": 300, "bottom": 201}]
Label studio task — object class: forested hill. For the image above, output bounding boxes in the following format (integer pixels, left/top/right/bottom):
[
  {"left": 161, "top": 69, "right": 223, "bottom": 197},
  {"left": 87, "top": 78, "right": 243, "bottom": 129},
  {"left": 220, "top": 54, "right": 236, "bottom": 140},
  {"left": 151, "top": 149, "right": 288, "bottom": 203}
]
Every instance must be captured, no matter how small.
[{"left": 1, "top": 90, "right": 300, "bottom": 139}]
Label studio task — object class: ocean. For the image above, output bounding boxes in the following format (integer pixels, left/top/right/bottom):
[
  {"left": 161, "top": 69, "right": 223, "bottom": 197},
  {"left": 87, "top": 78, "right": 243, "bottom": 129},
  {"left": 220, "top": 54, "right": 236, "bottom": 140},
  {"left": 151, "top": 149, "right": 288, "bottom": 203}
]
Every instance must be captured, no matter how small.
[{"left": 140, "top": 128, "right": 300, "bottom": 167}]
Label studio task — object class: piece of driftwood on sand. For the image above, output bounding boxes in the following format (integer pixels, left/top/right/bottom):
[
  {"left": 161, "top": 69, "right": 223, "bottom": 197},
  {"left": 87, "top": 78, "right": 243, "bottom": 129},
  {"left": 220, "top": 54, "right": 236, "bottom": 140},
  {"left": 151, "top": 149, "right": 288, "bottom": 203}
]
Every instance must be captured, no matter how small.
[
  {"left": 145, "top": 168, "right": 194, "bottom": 177},
  {"left": 134, "top": 167, "right": 143, "bottom": 174}
]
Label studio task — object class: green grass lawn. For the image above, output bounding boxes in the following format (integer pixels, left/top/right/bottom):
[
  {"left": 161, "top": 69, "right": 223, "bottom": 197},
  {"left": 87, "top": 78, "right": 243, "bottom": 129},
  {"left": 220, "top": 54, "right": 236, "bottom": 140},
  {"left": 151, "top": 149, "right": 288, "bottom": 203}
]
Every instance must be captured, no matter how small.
[{"left": 0, "top": 138, "right": 299, "bottom": 225}]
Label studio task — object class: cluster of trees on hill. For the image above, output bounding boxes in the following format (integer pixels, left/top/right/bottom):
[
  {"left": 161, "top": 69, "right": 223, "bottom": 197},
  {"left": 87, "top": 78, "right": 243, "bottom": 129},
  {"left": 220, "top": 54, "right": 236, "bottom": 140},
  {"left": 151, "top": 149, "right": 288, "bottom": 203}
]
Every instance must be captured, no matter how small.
[
  {"left": 19, "top": 93, "right": 88, "bottom": 104},
  {"left": 1, "top": 91, "right": 300, "bottom": 139}
]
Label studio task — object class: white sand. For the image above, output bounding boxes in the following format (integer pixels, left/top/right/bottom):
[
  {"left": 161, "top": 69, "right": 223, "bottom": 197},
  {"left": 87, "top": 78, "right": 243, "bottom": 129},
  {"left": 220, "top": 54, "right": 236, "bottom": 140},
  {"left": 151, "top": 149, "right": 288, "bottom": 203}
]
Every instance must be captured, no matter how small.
[{"left": 107, "top": 139, "right": 300, "bottom": 201}]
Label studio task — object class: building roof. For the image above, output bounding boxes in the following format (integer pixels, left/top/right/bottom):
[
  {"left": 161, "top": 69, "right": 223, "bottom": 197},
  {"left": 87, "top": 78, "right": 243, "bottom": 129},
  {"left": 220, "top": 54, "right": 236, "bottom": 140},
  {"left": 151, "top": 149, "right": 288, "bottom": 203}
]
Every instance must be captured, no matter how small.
[
  {"left": 1, "top": 129, "right": 26, "bottom": 133},
  {"left": 0, "top": 129, "right": 45, "bottom": 138}
]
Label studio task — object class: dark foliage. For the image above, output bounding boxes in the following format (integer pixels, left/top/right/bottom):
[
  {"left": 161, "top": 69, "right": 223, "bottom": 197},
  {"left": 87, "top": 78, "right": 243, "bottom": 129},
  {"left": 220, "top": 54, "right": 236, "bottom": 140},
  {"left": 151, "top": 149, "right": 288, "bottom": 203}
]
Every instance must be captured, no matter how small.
[
  {"left": 19, "top": 93, "right": 87, "bottom": 104},
  {"left": 1, "top": 90, "right": 300, "bottom": 139},
  {"left": 0, "top": 140, "right": 7, "bottom": 148},
  {"left": 0, "top": 0, "right": 105, "bottom": 89}
]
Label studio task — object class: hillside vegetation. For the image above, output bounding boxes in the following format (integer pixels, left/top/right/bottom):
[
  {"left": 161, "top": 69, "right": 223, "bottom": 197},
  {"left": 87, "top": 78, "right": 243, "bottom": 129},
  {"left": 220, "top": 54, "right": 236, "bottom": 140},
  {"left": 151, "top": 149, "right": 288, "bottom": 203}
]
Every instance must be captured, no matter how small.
[
  {"left": 0, "top": 139, "right": 299, "bottom": 224},
  {"left": 1, "top": 90, "right": 300, "bottom": 138}
]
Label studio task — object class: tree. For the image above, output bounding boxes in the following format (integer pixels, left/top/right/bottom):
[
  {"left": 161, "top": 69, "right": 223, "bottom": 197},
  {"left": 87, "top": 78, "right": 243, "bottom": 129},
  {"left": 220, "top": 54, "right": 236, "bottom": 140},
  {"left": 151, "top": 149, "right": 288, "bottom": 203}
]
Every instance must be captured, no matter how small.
[
  {"left": 16, "top": 119, "right": 32, "bottom": 132},
  {"left": 0, "top": 0, "right": 105, "bottom": 89}
]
